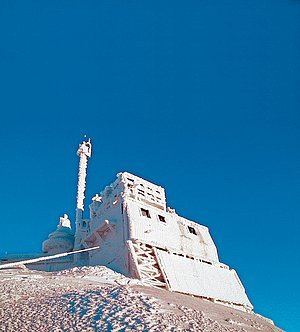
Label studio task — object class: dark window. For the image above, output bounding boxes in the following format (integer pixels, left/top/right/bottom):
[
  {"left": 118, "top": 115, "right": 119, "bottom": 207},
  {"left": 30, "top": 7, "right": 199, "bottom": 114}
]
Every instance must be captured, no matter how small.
[
  {"left": 141, "top": 208, "right": 151, "bottom": 218},
  {"left": 188, "top": 226, "right": 197, "bottom": 235},
  {"left": 158, "top": 215, "right": 166, "bottom": 223}
]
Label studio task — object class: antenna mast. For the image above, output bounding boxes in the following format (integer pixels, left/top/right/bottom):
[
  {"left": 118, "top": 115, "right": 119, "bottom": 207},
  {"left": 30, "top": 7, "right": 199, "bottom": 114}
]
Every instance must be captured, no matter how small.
[{"left": 76, "top": 138, "right": 92, "bottom": 222}]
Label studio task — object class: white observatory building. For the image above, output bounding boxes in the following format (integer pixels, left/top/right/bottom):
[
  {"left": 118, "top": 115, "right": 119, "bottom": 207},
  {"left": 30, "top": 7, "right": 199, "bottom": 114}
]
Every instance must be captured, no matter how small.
[{"left": 43, "top": 139, "right": 253, "bottom": 312}]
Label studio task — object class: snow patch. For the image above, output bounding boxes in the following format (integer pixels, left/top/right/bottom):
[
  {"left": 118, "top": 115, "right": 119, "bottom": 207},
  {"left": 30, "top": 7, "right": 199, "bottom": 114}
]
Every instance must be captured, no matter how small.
[
  {"left": 0, "top": 267, "right": 282, "bottom": 331},
  {"left": 55, "top": 265, "right": 145, "bottom": 286}
]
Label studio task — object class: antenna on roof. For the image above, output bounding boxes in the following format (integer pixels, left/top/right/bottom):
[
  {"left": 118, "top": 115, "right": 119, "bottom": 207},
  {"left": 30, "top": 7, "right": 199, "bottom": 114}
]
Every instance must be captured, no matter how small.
[{"left": 75, "top": 138, "right": 92, "bottom": 223}]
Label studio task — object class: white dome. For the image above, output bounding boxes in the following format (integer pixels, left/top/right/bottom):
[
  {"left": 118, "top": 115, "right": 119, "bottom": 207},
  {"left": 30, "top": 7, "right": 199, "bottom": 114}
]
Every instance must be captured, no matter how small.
[{"left": 42, "top": 214, "right": 74, "bottom": 254}]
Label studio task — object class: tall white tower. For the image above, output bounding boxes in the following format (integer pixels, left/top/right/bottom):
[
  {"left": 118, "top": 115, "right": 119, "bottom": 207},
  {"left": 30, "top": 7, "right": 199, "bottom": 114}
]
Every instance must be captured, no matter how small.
[{"left": 74, "top": 138, "right": 92, "bottom": 251}]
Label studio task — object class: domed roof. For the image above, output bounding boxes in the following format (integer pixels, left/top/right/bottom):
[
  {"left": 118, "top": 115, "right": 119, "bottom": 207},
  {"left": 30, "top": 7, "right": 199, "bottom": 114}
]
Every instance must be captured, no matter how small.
[{"left": 42, "top": 214, "right": 74, "bottom": 254}]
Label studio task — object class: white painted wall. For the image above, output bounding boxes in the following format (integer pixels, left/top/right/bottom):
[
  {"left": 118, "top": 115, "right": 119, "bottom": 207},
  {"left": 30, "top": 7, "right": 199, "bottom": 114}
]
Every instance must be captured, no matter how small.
[
  {"left": 156, "top": 249, "right": 252, "bottom": 310},
  {"left": 83, "top": 199, "right": 129, "bottom": 276},
  {"left": 125, "top": 199, "right": 219, "bottom": 263}
]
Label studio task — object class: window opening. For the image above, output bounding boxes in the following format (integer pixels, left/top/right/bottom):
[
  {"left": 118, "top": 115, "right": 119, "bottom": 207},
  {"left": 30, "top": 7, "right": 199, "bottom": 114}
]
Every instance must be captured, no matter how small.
[
  {"left": 158, "top": 215, "right": 166, "bottom": 223},
  {"left": 188, "top": 226, "right": 197, "bottom": 235},
  {"left": 141, "top": 208, "right": 151, "bottom": 218}
]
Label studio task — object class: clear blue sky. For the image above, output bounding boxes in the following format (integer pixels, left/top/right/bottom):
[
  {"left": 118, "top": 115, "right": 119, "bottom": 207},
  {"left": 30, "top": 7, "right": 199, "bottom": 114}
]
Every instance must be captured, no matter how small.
[{"left": 0, "top": 1, "right": 299, "bottom": 330}]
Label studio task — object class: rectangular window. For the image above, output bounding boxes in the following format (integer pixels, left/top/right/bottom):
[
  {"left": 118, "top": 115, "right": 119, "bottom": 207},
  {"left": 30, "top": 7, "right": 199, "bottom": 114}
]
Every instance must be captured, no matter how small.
[
  {"left": 158, "top": 215, "right": 166, "bottom": 223},
  {"left": 188, "top": 226, "right": 197, "bottom": 235},
  {"left": 141, "top": 208, "right": 151, "bottom": 218}
]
